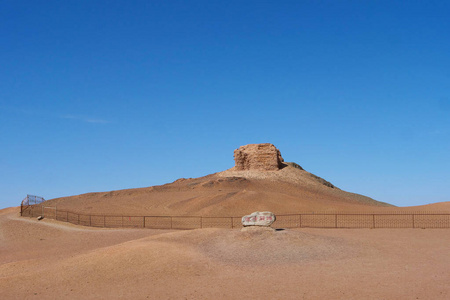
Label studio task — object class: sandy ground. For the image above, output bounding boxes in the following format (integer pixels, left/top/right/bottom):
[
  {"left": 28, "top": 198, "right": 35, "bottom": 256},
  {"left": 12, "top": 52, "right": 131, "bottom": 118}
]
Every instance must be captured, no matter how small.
[
  {"left": 43, "top": 165, "right": 398, "bottom": 217},
  {"left": 1, "top": 207, "right": 449, "bottom": 299}
]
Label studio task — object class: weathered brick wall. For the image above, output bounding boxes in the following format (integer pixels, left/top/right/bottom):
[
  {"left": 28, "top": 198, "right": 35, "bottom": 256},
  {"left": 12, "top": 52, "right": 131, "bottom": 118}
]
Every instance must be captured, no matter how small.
[{"left": 234, "top": 143, "right": 284, "bottom": 171}]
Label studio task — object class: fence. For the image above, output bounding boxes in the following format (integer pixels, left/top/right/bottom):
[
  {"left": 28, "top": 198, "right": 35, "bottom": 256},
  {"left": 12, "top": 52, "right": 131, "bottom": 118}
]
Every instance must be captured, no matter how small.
[
  {"left": 20, "top": 195, "right": 47, "bottom": 219},
  {"left": 20, "top": 194, "right": 45, "bottom": 210},
  {"left": 20, "top": 205, "right": 450, "bottom": 229}
]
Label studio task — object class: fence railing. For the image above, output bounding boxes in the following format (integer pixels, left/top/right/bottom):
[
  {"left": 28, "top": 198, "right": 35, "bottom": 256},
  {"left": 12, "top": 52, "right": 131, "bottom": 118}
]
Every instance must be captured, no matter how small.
[
  {"left": 20, "top": 194, "right": 45, "bottom": 216},
  {"left": 20, "top": 205, "right": 450, "bottom": 229}
]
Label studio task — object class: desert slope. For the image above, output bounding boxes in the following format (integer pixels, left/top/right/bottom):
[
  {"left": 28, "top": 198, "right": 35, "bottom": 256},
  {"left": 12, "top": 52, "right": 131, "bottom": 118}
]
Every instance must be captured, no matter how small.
[
  {"left": 43, "top": 163, "right": 393, "bottom": 217},
  {"left": 398, "top": 201, "right": 450, "bottom": 211}
]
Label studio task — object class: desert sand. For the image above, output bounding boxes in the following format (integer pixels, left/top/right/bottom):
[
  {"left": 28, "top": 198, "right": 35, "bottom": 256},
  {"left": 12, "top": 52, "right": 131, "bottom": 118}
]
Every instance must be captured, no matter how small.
[
  {"left": 43, "top": 163, "right": 396, "bottom": 218},
  {"left": 5, "top": 145, "right": 450, "bottom": 299},
  {"left": 1, "top": 207, "right": 449, "bottom": 299}
]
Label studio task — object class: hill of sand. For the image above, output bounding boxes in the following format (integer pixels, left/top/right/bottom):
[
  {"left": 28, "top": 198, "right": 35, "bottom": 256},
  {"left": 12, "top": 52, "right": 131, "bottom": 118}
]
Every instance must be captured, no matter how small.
[
  {"left": 43, "top": 163, "right": 394, "bottom": 217},
  {"left": 398, "top": 201, "right": 450, "bottom": 211},
  {"left": 7, "top": 144, "right": 449, "bottom": 299},
  {"left": 1, "top": 208, "right": 449, "bottom": 299}
]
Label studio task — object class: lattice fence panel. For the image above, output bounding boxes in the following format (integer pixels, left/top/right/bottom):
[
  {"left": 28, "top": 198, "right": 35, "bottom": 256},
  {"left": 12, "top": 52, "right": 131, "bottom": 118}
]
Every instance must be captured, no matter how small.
[
  {"left": 274, "top": 215, "right": 301, "bottom": 228},
  {"left": 21, "top": 207, "right": 32, "bottom": 217},
  {"left": 201, "top": 217, "right": 232, "bottom": 228},
  {"left": 123, "top": 216, "right": 144, "bottom": 228},
  {"left": 413, "top": 214, "right": 450, "bottom": 228},
  {"left": 336, "top": 214, "right": 374, "bottom": 228},
  {"left": 172, "top": 217, "right": 201, "bottom": 229},
  {"left": 56, "top": 210, "right": 68, "bottom": 222},
  {"left": 300, "top": 214, "right": 336, "bottom": 228},
  {"left": 67, "top": 212, "right": 79, "bottom": 225},
  {"left": 374, "top": 214, "right": 414, "bottom": 228},
  {"left": 32, "top": 206, "right": 43, "bottom": 218},
  {"left": 90, "top": 216, "right": 105, "bottom": 227},
  {"left": 104, "top": 216, "right": 122, "bottom": 228},
  {"left": 232, "top": 217, "right": 243, "bottom": 228},
  {"left": 144, "top": 216, "right": 172, "bottom": 229},
  {"left": 78, "top": 214, "right": 91, "bottom": 226},
  {"left": 43, "top": 207, "right": 56, "bottom": 219}
]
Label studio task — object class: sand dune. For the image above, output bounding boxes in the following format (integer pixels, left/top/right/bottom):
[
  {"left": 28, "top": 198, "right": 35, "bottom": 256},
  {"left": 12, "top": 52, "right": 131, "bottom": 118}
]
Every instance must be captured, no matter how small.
[
  {"left": 1, "top": 208, "right": 449, "bottom": 299},
  {"left": 398, "top": 201, "right": 450, "bottom": 211}
]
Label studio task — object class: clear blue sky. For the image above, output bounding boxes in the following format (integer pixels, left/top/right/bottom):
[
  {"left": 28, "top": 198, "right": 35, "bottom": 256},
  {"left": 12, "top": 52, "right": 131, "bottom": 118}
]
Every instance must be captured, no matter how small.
[{"left": 1, "top": 1, "right": 449, "bottom": 209}]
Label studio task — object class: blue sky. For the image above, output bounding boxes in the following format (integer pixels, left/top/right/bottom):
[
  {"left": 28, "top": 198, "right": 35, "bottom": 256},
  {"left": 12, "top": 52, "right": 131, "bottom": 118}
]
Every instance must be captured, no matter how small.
[{"left": 1, "top": 0, "right": 449, "bottom": 209}]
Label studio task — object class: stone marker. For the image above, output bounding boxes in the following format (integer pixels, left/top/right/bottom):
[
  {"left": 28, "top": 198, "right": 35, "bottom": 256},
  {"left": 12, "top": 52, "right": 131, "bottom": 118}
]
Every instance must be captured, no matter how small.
[{"left": 241, "top": 211, "right": 276, "bottom": 227}]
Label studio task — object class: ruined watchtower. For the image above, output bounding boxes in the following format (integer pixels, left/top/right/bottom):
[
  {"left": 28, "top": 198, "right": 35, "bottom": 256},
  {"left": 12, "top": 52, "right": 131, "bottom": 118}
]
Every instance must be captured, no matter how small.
[{"left": 233, "top": 143, "right": 284, "bottom": 171}]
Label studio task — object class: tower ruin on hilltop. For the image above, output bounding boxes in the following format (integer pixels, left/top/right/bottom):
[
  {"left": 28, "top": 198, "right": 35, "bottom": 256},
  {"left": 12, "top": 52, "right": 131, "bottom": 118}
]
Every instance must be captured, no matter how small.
[{"left": 233, "top": 143, "right": 284, "bottom": 171}]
